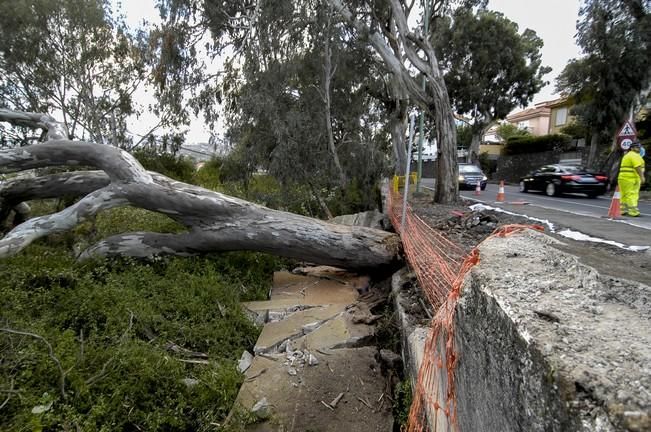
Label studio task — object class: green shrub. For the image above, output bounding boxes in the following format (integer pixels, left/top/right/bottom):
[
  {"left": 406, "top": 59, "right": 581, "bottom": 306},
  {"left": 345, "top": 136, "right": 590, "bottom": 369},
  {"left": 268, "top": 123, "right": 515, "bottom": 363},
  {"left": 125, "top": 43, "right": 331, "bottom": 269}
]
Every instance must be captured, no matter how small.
[
  {"left": 393, "top": 379, "right": 413, "bottom": 428},
  {"left": 478, "top": 152, "right": 496, "bottom": 176},
  {"left": 132, "top": 149, "right": 197, "bottom": 183},
  {"left": 503, "top": 134, "right": 572, "bottom": 156},
  {"left": 0, "top": 241, "right": 285, "bottom": 430},
  {"left": 194, "top": 158, "right": 224, "bottom": 191}
]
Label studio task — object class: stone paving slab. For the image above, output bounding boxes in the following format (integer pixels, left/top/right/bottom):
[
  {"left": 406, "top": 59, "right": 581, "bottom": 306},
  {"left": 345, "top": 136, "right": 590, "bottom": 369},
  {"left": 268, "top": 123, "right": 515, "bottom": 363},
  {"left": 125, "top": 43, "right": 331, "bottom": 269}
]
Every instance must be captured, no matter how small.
[
  {"left": 271, "top": 271, "right": 361, "bottom": 305},
  {"left": 231, "top": 270, "right": 393, "bottom": 431},
  {"left": 243, "top": 271, "right": 362, "bottom": 326},
  {"left": 294, "top": 313, "right": 374, "bottom": 351},
  {"left": 253, "top": 304, "right": 345, "bottom": 353}
]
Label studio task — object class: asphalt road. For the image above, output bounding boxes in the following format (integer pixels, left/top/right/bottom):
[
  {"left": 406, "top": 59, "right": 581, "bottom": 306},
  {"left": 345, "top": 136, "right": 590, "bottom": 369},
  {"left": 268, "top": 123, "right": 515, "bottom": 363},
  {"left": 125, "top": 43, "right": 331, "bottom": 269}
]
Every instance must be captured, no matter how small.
[
  {"left": 419, "top": 179, "right": 651, "bottom": 245},
  {"left": 463, "top": 183, "right": 651, "bottom": 222}
]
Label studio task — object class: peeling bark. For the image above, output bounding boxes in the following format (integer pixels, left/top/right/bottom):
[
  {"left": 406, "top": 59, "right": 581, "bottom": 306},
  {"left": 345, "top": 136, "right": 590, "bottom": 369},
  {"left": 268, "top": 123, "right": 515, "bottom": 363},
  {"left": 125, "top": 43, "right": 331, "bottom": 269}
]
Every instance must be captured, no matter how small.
[
  {"left": 0, "top": 141, "right": 400, "bottom": 270},
  {"left": 0, "top": 109, "right": 68, "bottom": 141},
  {"left": 323, "top": 13, "right": 347, "bottom": 188},
  {"left": 327, "top": 0, "right": 459, "bottom": 203}
]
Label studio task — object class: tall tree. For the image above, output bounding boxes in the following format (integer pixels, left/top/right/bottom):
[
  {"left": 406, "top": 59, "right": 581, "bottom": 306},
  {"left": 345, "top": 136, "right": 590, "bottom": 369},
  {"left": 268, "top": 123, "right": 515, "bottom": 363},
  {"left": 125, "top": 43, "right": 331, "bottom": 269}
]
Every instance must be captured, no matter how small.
[
  {"left": 0, "top": 0, "right": 147, "bottom": 146},
  {"left": 556, "top": 0, "right": 651, "bottom": 170},
  {"left": 205, "top": 0, "right": 390, "bottom": 215},
  {"left": 437, "top": 9, "right": 550, "bottom": 164},
  {"left": 325, "top": 0, "right": 490, "bottom": 203}
]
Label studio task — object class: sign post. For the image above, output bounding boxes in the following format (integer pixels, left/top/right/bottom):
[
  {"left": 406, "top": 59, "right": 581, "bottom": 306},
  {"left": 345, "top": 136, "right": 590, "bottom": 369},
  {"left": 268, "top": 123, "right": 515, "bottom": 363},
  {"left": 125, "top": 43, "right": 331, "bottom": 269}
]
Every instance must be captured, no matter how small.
[{"left": 617, "top": 120, "right": 637, "bottom": 151}]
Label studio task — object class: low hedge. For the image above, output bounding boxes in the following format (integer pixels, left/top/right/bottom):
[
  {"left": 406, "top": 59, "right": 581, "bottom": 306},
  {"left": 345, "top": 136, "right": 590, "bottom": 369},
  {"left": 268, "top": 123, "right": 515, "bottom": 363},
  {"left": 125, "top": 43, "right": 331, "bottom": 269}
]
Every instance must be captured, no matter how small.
[{"left": 503, "top": 134, "right": 572, "bottom": 156}]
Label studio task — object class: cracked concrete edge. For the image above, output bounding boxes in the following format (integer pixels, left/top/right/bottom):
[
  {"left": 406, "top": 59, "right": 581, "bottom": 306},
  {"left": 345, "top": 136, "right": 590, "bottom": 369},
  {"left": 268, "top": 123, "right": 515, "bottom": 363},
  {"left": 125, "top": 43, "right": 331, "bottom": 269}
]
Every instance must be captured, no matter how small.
[
  {"left": 391, "top": 268, "right": 451, "bottom": 431},
  {"left": 390, "top": 231, "right": 648, "bottom": 432},
  {"left": 391, "top": 269, "right": 428, "bottom": 387},
  {"left": 464, "top": 230, "right": 650, "bottom": 432},
  {"left": 253, "top": 310, "right": 345, "bottom": 354}
]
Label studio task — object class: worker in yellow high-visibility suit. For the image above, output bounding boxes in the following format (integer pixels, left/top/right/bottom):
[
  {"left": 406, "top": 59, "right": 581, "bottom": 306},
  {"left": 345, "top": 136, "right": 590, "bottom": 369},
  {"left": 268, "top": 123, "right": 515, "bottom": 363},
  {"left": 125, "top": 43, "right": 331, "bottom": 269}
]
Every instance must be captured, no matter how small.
[{"left": 618, "top": 141, "right": 646, "bottom": 217}]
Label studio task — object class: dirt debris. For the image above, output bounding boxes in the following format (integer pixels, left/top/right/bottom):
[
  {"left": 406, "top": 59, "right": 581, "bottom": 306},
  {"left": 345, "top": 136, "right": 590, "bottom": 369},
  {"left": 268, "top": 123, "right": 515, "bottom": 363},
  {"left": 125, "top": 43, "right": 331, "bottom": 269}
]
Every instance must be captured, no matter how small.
[{"left": 408, "top": 194, "right": 651, "bottom": 287}]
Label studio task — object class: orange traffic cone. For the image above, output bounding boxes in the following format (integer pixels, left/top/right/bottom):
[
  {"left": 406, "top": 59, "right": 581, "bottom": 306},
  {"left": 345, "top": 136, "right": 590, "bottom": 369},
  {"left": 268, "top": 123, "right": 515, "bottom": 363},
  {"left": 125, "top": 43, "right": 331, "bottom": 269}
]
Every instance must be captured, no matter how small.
[
  {"left": 607, "top": 186, "right": 622, "bottom": 219},
  {"left": 496, "top": 180, "right": 505, "bottom": 202},
  {"left": 474, "top": 180, "right": 481, "bottom": 196}
]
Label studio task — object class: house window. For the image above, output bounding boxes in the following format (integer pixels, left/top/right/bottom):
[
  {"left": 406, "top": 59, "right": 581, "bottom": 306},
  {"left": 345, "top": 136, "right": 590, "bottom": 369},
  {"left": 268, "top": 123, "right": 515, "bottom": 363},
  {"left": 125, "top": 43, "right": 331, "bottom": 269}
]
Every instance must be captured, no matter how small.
[
  {"left": 517, "top": 120, "right": 530, "bottom": 130},
  {"left": 555, "top": 107, "right": 568, "bottom": 126}
]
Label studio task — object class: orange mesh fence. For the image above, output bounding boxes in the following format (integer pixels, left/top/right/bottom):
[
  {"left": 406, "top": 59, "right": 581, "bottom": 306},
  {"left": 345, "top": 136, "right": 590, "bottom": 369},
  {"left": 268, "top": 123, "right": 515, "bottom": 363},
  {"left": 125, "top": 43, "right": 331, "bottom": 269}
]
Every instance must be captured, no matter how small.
[
  {"left": 387, "top": 187, "right": 467, "bottom": 310},
  {"left": 387, "top": 187, "right": 543, "bottom": 431}
]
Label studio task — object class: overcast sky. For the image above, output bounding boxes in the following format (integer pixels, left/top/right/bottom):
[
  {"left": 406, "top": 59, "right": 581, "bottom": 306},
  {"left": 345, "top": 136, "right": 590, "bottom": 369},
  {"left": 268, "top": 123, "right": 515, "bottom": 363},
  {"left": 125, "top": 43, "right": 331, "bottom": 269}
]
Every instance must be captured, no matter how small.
[
  {"left": 489, "top": 0, "right": 582, "bottom": 103},
  {"left": 117, "top": 0, "right": 582, "bottom": 142}
]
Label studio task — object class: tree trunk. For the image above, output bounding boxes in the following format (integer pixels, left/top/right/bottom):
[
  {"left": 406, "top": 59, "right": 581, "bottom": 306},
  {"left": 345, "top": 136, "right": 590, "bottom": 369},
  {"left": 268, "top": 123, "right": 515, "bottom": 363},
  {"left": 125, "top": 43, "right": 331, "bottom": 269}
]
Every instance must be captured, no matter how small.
[
  {"left": 0, "top": 141, "right": 400, "bottom": 270},
  {"left": 323, "top": 13, "right": 347, "bottom": 189},
  {"left": 327, "top": 0, "right": 459, "bottom": 204},
  {"left": 467, "top": 132, "right": 481, "bottom": 165},
  {"left": 586, "top": 133, "right": 599, "bottom": 169},
  {"left": 0, "top": 109, "right": 68, "bottom": 141},
  {"left": 389, "top": 100, "right": 409, "bottom": 175},
  {"left": 434, "top": 96, "right": 459, "bottom": 204}
]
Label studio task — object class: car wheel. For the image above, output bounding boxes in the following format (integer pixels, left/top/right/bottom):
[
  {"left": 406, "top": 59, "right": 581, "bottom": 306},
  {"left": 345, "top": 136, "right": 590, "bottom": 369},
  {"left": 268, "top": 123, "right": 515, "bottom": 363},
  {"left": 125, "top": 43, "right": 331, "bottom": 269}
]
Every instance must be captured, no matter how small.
[
  {"left": 481, "top": 185, "right": 486, "bottom": 191},
  {"left": 545, "top": 182, "right": 558, "bottom": 197},
  {"left": 519, "top": 181, "right": 528, "bottom": 193}
]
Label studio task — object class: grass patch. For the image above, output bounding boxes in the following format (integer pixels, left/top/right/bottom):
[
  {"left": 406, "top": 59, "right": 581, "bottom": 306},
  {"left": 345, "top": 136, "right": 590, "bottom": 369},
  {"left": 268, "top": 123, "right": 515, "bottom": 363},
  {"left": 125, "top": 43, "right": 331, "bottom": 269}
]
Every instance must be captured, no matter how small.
[
  {"left": 392, "top": 379, "right": 413, "bottom": 429},
  {"left": 1, "top": 206, "right": 287, "bottom": 431}
]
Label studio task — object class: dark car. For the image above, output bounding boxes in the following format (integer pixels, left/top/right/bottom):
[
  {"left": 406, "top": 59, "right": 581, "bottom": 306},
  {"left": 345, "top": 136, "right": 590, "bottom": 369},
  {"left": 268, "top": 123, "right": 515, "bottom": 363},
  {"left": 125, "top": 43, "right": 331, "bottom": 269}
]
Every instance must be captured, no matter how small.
[
  {"left": 519, "top": 164, "right": 608, "bottom": 198},
  {"left": 458, "top": 163, "right": 488, "bottom": 190}
]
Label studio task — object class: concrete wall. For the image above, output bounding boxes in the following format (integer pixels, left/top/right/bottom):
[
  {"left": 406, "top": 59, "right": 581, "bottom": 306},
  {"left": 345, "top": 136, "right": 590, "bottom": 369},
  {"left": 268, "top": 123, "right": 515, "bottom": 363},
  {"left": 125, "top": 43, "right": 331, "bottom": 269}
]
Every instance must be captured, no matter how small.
[
  {"left": 454, "top": 231, "right": 650, "bottom": 431},
  {"left": 479, "top": 144, "right": 503, "bottom": 157},
  {"left": 395, "top": 230, "right": 650, "bottom": 431},
  {"left": 494, "top": 150, "right": 558, "bottom": 182},
  {"left": 454, "top": 275, "right": 578, "bottom": 431},
  {"left": 529, "top": 115, "right": 551, "bottom": 136}
]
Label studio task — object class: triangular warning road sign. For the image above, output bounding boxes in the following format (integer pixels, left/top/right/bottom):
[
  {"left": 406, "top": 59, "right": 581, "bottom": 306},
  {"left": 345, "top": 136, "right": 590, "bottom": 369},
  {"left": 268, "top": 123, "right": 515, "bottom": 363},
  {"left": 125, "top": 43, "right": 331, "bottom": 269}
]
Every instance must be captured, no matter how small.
[{"left": 618, "top": 121, "right": 636, "bottom": 137}]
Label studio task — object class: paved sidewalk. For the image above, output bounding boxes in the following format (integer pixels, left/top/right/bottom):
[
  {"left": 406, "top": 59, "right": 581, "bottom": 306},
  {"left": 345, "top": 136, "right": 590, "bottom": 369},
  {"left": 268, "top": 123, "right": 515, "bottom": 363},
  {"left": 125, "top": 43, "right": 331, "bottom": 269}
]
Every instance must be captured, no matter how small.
[{"left": 230, "top": 269, "right": 393, "bottom": 432}]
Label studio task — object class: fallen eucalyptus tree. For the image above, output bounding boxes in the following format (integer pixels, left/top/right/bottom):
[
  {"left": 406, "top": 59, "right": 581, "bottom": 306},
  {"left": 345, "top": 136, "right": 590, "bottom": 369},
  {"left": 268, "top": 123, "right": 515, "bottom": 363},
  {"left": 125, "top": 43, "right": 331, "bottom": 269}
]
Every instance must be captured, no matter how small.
[{"left": 0, "top": 116, "right": 400, "bottom": 270}]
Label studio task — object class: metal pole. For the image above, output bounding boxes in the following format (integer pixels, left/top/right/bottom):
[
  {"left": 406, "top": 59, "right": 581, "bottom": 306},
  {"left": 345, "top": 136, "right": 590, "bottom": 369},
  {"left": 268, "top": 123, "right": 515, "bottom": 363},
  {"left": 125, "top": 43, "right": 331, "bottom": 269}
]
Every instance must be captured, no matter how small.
[
  {"left": 416, "top": 0, "right": 430, "bottom": 193},
  {"left": 401, "top": 114, "right": 416, "bottom": 231}
]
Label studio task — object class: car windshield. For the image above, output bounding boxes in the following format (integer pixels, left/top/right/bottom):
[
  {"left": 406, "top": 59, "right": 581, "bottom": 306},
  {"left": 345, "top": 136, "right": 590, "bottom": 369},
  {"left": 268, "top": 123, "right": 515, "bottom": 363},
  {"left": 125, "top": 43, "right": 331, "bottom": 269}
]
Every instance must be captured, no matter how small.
[
  {"left": 558, "top": 165, "right": 586, "bottom": 174},
  {"left": 459, "top": 165, "right": 482, "bottom": 174}
]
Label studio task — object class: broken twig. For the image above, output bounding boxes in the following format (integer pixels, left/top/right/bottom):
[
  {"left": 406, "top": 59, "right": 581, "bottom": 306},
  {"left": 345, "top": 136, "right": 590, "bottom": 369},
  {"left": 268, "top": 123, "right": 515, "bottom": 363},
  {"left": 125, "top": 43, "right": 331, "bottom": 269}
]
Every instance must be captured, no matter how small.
[
  {"left": 357, "top": 396, "right": 373, "bottom": 410},
  {"left": 1, "top": 328, "right": 66, "bottom": 399},
  {"left": 329, "top": 392, "right": 345, "bottom": 408}
]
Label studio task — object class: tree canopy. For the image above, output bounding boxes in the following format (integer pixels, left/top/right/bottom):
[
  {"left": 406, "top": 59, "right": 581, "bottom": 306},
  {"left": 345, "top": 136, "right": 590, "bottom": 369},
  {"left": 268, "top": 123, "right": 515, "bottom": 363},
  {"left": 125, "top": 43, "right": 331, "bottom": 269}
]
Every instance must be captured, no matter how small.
[
  {"left": 555, "top": 0, "right": 651, "bottom": 168},
  {"left": 436, "top": 8, "right": 550, "bottom": 163},
  {"left": 0, "top": 0, "right": 147, "bottom": 146}
]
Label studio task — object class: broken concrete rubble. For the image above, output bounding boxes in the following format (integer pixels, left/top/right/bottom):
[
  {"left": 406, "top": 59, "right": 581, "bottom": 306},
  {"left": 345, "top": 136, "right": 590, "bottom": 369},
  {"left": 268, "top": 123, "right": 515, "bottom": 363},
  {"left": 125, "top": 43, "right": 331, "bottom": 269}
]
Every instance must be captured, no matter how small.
[
  {"left": 251, "top": 397, "right": 271, "bottom": 420},
  {"left": 238, "top": 350, "right": 254, "bottom": 373},
  {"left": 231, "top": 269, "right": 393, "bottom": 431},
  {"left": 331, "top": 210, "right": 389, "bottom": 231}
]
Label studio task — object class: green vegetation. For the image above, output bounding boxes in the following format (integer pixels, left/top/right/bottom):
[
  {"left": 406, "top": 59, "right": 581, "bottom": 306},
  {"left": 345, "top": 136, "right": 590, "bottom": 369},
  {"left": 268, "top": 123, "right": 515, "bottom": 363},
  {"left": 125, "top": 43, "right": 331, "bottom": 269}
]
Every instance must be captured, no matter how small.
[
  {"left": 1, "top": 166, "right": 289, "bottom": 431},
  {"left": 392, "top": 379, "right": 413, "bottom": 428},
  {"left": 503, "top": 134, "right": 572, "bottom": 156},
  {"left": 0, "top": 238, "right": 284, "bottom": 431},
  {"left": 496, "top": 123, "right": 531, "bottom": 142},
  {"left": 193, "top": 157, "right": 378, "bottom": 218},
  {"left": 132, "top": 149, "right": 198, "bottom": 184},
  {"left": 1, "top": 238, "right": 283, "bottom": 431}
]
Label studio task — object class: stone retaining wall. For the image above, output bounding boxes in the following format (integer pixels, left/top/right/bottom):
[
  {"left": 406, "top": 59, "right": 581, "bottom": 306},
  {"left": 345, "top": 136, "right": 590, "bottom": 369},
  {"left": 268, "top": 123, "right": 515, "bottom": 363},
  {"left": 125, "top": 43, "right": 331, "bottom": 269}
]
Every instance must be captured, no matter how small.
[{"left": 395, "top": 230, "right": 650, "bottom": 431}]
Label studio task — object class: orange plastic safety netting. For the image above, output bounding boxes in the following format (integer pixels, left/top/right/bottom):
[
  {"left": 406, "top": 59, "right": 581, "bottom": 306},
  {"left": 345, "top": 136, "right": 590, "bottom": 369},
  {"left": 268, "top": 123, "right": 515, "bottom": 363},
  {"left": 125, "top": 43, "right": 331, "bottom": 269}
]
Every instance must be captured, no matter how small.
[{"left": 387, "top": 187, "right": 543, "bottom": 431}]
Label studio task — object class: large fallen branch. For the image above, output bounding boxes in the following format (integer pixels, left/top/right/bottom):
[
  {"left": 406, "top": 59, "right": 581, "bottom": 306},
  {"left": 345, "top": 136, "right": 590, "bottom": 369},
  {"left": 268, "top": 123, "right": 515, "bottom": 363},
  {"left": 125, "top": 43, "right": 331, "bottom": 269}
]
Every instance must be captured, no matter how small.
[{"left": 0, "top": 141, "right": 401, "bottom": 270}]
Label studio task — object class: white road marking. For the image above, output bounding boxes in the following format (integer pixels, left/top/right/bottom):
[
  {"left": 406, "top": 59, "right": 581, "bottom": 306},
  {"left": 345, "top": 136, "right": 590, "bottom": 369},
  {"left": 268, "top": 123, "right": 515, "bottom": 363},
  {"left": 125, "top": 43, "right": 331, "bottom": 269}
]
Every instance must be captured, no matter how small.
[{"left": 462, "top": 189, "right": 650, "bottom": 217}]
